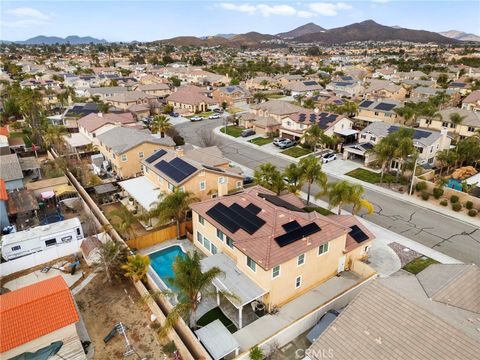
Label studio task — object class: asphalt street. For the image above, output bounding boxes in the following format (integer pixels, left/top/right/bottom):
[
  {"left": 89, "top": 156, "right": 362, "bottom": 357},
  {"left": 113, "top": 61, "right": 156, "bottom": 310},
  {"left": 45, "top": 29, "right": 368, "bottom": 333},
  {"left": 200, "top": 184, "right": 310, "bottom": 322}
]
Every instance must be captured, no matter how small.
[{"left": 176, "top": 119, "right": 480, "bottom": 264}]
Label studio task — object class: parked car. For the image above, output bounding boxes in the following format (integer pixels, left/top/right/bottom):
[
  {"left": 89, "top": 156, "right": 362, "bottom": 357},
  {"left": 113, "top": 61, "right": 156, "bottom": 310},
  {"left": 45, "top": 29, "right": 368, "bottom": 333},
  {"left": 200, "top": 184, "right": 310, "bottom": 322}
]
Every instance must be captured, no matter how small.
[
  {"left": 241, "top": 129, "right": 256, "bottom": 137},
  {"left": 306, "top": 309, "right": 340, "bottom": 343},
  {"left": 190, "top": 116, "right": 203, "bottom": 122},
  {"left": 213, "top": 108, "right": 224, "bottom": 113},
  {"left": 278, "top": 139, "right": 296, "bottom": 149},
  {"left": 273, "top": 138, "right": 289, "bottom": 147},
  {"left": 322, "top": 152, "right": 337, "bottom": 163},
  {"left": 142, "top": 116, "right": 153, "bottom": 125},
  {"left": 208, "top": 114, "right": 221, "bottom": 119},
  {"left": 169, "top": 112, "right": 179, "bottom": 117},
  {"left": 243, "top": 176, "right": 254, "bottom": 185}
]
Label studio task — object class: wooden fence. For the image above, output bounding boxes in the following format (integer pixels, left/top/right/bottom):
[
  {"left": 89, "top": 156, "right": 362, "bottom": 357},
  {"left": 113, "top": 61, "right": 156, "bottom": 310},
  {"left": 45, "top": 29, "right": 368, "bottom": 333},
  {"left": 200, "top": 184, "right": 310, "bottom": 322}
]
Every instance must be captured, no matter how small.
[{"left": 127, "top": 221, "right": 192, "bottom": 250}]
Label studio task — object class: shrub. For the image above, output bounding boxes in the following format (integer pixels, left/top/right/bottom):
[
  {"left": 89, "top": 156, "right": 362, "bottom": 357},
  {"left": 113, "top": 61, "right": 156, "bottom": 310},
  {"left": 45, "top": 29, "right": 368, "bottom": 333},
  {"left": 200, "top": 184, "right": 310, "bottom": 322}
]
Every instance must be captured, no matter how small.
[
  {"left": 440, "top": 199, "right": 448, "bottom": 206},
  {"left": 249, "top": 346, "right": 264, "bottom": 360},
  {"left": 416, "top": 181, "right": 427, "bottom": 192},
  {"left": 433, "top": 187, "right": 444, "bottom": 199},
  {"left": 468, "top": 209, "right": 478, "bottom": 217},
  {"left": 450, "top": 195, "right": 459, "bottom": 203},
  {"left": 451, "top": 202, "right": 462, "bottom": 212},
  {"left": 421, "top": 191, "right": 430, "bottom": 200},
  {"left": 466, "top": 201, "right": 473, "bottom": 210}
]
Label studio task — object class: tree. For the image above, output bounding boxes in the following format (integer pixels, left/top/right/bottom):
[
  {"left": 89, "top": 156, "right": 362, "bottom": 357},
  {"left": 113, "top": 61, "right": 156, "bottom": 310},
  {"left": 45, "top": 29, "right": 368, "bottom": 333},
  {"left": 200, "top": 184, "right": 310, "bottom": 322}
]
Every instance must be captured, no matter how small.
[
  {"left": 147, "top": 189, "right": 199, "bottom": 239},
  {"left": 43, "top": 125, "right": 67, "bottom": 151},
  {"left": 108, "top": 206, "right": 137, "bottom": 240},
  {"left": 159, "top": 251, "right": 228, "bottom": 335},
  {"left": 96, "top": 241, "right": 129, "bottom": 284},
  {"left": 253, "top": 163, "right": 286, "bottom": 195},
  {"left": 122, "top": 254, "right": 150, "bottom": 282},
  {"left": 163, "top": 104, "right": 174, "bottom": 114},
  {"left": 325, "top": 181, "right": 373, "bottom": 215},
  {"left": 449, "top": 112, "right": 466, "bottom": 141},
  {"left": 368, "top": 137, "right": 395, "bottom": 184},
  {"left": 393, "top": 128, "right": 417, "bottom": 179},
  {"left": 221, "top": 101, "right": 228, "bottom": 110},
  {"left": 302, "top": 124, "right": 323, "bottom": 152},
  {"left": 283, "top": 163, "right": 304, "bottom": 194},
  {"left": 253, "top": 92, "right": 268, "bottom": 104},
  {"left": 249, "top": 346, "right": 264, "bottom": 360},
  {"left": 436, "top": 149, "right": 457, "bottom": 176},
  {"left": 394, "top": 106, "right": 416, "bottom": 126},
  {"left": 299, "top": 155, "right": 327, "bottom": 205},
  {"left": 151, "top": 115, "right": 171, "bottom": 138}
]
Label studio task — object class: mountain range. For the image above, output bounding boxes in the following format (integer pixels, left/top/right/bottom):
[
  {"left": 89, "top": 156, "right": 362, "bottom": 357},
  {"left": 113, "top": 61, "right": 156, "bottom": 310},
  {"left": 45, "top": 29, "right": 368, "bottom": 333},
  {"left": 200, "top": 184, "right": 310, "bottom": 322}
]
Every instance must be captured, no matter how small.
[
  {"left": 3, "top": 35, "right": 107, "bottom": 45},
  {"left": 439, "top": 30, "right": 480, "bottom": 42}
]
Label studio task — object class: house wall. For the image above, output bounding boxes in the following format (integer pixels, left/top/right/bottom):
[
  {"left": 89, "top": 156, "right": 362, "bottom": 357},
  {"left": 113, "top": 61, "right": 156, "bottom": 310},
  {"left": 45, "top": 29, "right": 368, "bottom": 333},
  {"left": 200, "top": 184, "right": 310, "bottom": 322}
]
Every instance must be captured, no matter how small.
[
  {"left": 419, "top": 118, "right": 479, "bottom": 138},
  {"left": 191, "top": 210, "right": 357, "bottom": 307},
  {"left": 357, "top": 108, "right": 398, "bottom": 124},
  {"left": 6, "top": 179, "right": 24, "bottom": 191},
  {"left": 280, "top": 117, "right": 353, "bottom": 139},
  {"left": 167, "top": 100, "right": 208, "bottom": 114}
]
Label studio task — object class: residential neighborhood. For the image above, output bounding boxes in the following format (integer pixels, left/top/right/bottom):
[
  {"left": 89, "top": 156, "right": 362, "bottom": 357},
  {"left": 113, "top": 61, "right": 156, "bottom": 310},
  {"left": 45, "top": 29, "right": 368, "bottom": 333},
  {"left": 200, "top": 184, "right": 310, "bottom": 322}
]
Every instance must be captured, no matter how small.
[{"left": 1, "top": 2, "right": 480, "bottom": 360}]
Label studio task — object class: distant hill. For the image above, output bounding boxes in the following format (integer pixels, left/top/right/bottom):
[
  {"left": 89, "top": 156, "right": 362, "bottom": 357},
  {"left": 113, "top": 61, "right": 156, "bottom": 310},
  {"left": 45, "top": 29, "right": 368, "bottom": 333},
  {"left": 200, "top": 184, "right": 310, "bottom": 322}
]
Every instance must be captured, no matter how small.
[
  {"left": 215, "top": 33, "right": 236, "bottom": 39},
  {"left": 277, "top": 22, "right": 325, "bottom": 39},
  {"left": 229, "top": 32, "right": 277, "bottom": 47},
  {"left": 156, "top": 36, "right": 229, "bottom": 47},
  {"left": 11, "top": 35, "right": 107, "bottom": 45},
  {"left": 294, "top": 20, "right": 457, "bottom": 44},
  {"left": 439, "top": 30, "right": 480, "bottom": 42}
]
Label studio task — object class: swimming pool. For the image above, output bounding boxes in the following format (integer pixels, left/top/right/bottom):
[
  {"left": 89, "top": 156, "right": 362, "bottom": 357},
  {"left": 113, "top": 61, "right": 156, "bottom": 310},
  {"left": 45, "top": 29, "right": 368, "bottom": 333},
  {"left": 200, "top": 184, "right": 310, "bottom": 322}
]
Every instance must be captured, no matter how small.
[
  {"left": 445, "top": 178, "right": 463, "bottom": 191},
  {"left": 148, "top": 245, "right": 186, "bottom": 290}
]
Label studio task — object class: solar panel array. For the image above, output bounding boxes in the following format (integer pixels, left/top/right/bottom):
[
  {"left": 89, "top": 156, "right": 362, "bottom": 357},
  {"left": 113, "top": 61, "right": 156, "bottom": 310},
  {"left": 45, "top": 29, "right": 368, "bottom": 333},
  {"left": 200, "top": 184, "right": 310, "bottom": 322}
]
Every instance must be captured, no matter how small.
[
  {"left": 282, "top": 220, "right": 301, "bottom": 232},
  {"left": 203, "top": 165, "right": 225, "bottom": 173},
  {"left": 206, "top": 202, "right": 266, "bottom": 235},
  {"left": 349, "top": 225, "right": 369, "bottom": 243},
  {"left": 258, "top": 193, "right": 304, "bottom": 212},
  {"left": 155, "top": 157, "right": 197, "bottom": 183},
  {"left": 303, "top": 81, "right": 318, "bottom": 86},
  {"left": 374, "top": 103, "right": 396, "bottom": 112},
  {"left": 387, "top": 125, "right": 431, "bottom": 140},
  {"left": 275, "top": 222, "right": 321, "bottom": 247},
  {"left": 359, "top": 100, "right": 373, "bottom": 108},
  {"left": 297, "top": 112, "right": 338, "bottom": 129},
  {"left": 145, "top": 149, "right": 167, "bottom": 164}
]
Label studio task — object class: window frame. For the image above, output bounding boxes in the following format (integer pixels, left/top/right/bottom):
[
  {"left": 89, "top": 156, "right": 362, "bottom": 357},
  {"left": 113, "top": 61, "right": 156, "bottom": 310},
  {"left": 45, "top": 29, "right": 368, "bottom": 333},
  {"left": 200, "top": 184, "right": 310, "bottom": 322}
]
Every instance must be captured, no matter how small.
[
  {"left": 318, "top": 242, "right": 329, "bottom": 256},
  {"left": 295, "top": 275, "right": 302, "bottom": 289},
  {"left": 297, "top": 253, "right": 305, "bottom": 267},
  {"left": 272, "top": 265, "right": 281, "bottom": 279},
  {"left": 246, "top": 256, "right": 257, "bottom": 272}
]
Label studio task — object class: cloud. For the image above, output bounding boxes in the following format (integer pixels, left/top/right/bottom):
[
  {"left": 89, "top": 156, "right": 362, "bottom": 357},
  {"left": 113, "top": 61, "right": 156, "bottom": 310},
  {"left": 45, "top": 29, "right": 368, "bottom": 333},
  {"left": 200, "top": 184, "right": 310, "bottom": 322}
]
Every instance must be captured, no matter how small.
[
  {"left": 371, "top": 0, "right": 389, "bottom": 3},
  {"left": 308, "top": 2, "right": 353, "bottom": 16},
  {"left": 257, "top": 4, "right": 297, "bottom": 17},
  {"left": 4, "top": 7, "right": 51, "bottom": 27},
  {"left": 297, "top": 10, "right": 317, "bottom": 18}
]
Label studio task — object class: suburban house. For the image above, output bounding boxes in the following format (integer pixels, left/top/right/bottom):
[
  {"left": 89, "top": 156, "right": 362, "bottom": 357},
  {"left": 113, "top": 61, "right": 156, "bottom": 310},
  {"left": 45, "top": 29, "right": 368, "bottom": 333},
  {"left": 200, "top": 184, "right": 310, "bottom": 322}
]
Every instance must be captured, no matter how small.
[
  {"left": 248, "top": 100, "right": 304, "bottom": 121},
  {"left": 62, "top": 103, "right": 99, "bottom": 131},
  {"left": 284, "top": 80, "right": 324, "bottom": 97},
  {"left": 107, "top": 91, "right": 157, "bottom": 110},
  {"left": 133, "top": 83, "right": 171, "bottom": 99},
  {"left": 364, "top": 79, "right": 407, "bottom": 101},
  {"left": 166, "top": 85, "right": 216, "bottom": 114},
  {"left": 245, "top": 76, "right": 278, "bottom": 91},
  {"left": 280, "top": 109, "right": 356, "bottom": 144},
  {"left": 462, "top": 90, "right": 480, "bottom": 112},
  {"left": 142, "top": 146, "right": 244, "bottom": 201},
  {"left": 371, "top": 67, "right": 396, "bottom": 80},
  {"left": 0, "top": 276, "right": 87, "bottom": 360},
  {"left": 96, "top": 127, "right": 175, "bottom": 178},
  {"left": 325, "top": 79, "right": 364, "bottom": 98},
  {"left": 77, "top": 112, "right": 136, "bottom": 141},
  {"left": 343, "top": 122, "right": 451, "bottom": 166},
  {"left": 419, "top": 108, "right": 480, "bottom": 139},
  {"left": 238, "top": 112, "right": 282, "bottom": 136},
  {"left": 410, "top": 87, "right": 458, "bottom": 102},
  {"left": 211, "top": 85, "right": 252, "bottom": 107},
  {"left": 354, "top": 99, "right": 402, "bottom": 127},
  {"left": 189, "top": 186, "right": 374, "bottom": 323},
  {"left": 0, "top": 153, "right": 24, "bottom": 190},
  {"left": 447, "top": 81, "right": 470, "bottom": 95}
]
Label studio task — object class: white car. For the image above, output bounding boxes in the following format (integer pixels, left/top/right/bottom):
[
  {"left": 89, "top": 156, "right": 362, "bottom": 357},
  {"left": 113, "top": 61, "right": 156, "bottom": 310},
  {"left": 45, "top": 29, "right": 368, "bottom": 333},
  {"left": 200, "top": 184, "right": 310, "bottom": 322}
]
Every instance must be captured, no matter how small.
[
  {"left": 208, "top": 114, "right": 221, "bottom": 119},
  {"left": 190, "top": 116, "right": 203, "bottom": 122},
  {"left": 322, "top": 152, "right": 337, "bottom": 163}
]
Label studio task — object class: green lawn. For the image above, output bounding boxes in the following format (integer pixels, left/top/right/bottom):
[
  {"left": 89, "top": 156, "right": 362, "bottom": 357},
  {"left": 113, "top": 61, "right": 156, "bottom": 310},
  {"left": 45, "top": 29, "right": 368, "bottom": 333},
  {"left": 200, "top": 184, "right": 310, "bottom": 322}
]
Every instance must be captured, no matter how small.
[
  {"left": 221, "top": 125, "right": 244, "bottom": 138},
  {"left": 10, "top": 131, "right": 32, "bottom": 147},
  {"left": 249, "top": 137, "right": 273, "bottom": 146},
  {"left": 403, "top": 256, "right": 438, "bottom": 274},
  {"left": 266, "top": 94, "right": 284, "bottom": 99},
  {"left": 227, "top": 107, "right": 244, "bottom": 114},
  {"left": 281, "top": 146, "right": 312, "bottom": 158},
  {"left": 346, "top": 168, "right": 397, "bottom": 184},
  {"left": 197, "top": 307, "right": 237, "bottom": 333},
  {"left": 187, "top": 111, "right": 214, "bottom": 119},
  {"left": 304, "top": 206, "right": 334, "bottom": 216}
]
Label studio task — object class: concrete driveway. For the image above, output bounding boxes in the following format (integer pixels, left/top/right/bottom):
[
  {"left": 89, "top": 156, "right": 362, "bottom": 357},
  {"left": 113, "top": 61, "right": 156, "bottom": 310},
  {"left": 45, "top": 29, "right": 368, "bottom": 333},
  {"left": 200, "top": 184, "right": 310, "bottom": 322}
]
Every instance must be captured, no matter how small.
[{"left": 367, "top": 240, "right": 401, "bottom": 277}]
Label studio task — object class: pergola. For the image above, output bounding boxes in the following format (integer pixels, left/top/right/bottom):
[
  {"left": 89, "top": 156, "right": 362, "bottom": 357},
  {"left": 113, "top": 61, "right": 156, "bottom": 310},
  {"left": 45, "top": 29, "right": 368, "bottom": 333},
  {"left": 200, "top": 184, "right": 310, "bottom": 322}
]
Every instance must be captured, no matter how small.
[{"left": 195, "top": 320, "right": 240, "bottom": 360}]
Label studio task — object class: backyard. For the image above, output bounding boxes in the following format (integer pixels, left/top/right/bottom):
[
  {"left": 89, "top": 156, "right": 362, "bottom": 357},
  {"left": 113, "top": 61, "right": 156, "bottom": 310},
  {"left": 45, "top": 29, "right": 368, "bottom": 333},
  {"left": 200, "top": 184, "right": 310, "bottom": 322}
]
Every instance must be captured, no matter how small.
[
  {"left": 280, "top": 146, "right": 312, "bottom": 158},
  {"left": 249, "top": 137, "right": 273, "bottom": 146},
  {"left": 197, "top": 307, "right": 237, "bottom": 333},
  {"left": 221, "top": 125, "right": 244, "bottom": 138},
  {"left": 75, "top": 275, "right": 167, "bottom": 360}
]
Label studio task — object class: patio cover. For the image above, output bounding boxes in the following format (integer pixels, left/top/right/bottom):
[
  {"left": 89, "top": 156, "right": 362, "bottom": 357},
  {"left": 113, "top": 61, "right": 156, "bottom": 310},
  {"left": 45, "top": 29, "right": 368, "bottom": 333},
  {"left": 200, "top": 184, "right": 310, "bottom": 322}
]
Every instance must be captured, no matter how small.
[
  {"left": 94, "top": 183, "right": 117, "bottom": 195},
  {"left": 194, "top": 320, "right": 240, "bottom": 360},
  {"left": 63, "top": 133, "right": 92, "bottom": 148},
  {"left": 201, "top": 253, "right": 267, "bottom": 308},
  {"left": 118, "top": 176, "right": 161, "bottom": 210},
  {"left": 7, "top": 189, "right": 39, "bottom": 215},
  {"left": 55, "top": 185, "right": 77, "bottom": 197},
  {"left": 18, "top": 156, "right": 40, "bottom": 171},
  {"left": 334, "top": 128, "right": 358, "bottom": 137}
]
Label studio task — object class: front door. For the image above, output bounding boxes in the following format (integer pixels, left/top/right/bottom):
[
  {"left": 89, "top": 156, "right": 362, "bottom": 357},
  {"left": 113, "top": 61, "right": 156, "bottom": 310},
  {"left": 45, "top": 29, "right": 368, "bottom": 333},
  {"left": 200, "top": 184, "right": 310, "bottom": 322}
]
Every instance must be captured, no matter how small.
[{"left": 338, "top": 256, "right": 346, "bottom": 273}]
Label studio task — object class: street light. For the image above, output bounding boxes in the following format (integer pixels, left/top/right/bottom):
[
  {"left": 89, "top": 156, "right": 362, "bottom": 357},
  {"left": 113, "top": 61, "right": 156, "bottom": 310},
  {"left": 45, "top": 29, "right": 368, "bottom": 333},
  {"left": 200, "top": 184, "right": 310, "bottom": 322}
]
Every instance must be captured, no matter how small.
[{"left": 408, "top": 156, "right": 420, "bottom": 196}]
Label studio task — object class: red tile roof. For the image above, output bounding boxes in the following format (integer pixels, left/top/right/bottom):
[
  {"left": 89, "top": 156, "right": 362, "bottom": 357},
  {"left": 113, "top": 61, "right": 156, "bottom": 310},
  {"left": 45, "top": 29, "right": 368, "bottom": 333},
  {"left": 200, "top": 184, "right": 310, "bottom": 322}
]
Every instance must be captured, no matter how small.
[
  {"left": 0, "top": 179, "right": 7, "bottom": 201},
  {"left": 328, "top": 215, "right": 375, "bottom": 252},
  {"left": 0, "top": 276, "right": 79, "bottom": 353},
  {"left": 0, "top": 127, "right": 9, "bottom": 137}
]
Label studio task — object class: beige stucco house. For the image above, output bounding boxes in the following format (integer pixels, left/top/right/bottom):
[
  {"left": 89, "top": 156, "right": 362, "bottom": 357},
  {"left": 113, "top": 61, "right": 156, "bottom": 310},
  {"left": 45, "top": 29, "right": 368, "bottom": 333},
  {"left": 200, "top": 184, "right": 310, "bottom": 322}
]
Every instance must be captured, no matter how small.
[{"left": 419, "top": 108, "right": 480, "bottom": 139}]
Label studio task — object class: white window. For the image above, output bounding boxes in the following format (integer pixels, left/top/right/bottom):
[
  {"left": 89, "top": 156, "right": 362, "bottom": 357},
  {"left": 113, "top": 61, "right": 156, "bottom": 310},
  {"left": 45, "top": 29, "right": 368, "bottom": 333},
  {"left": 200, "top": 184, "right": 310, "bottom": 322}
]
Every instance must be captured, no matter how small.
[
  {"left": 145, "top": 167, "right": 149, "bottom": 173},
  {"left": 318, "top": 243, "right": 329, "bottom": 256},
  {"left": 272, "top": 265, "right": 280, "bottom": 279},
  {"left": 236, "top": 181, "right": 242, "bottom": 189},
  {"left": 140, "top": 165, "right": 144, "bottom": 172},
  {"left": 247, "top": 256, "right": 256, "bottom": 272},
  {"left": 168, "top": 183, "right": 174, "bottom": 191},
  {"left": 226, "top": 236, "right": 234, "bottom": 249},
  {"left": 203, "top": 237, "right": 211, "bottom": 252},
  {"left": 199, "top": 181, "right": 206, "bottom": 191},
  {"left": 297, "top": 253, "right": 305, "bottom": 266},
  {"left": 197, "top": 231, "right": 203, "bottom": 245},
  {"left": 218, "top": 177, "right": 226, "bottom": 184},
  {"left": 198, "top": 215, "right": 205, "bottom": 225},
  {"left": 211, "top": 243, "right": 218, "bottom": 255},
  {"left": 121, "top": 154, "right": 127, "bottom": 162},
  {"left": 138, "top": 151, "right": 144, "bottom": 159},
  {"left": 295, "top": 276, "right": 302, "bottom": 288},
  {"left": 157, "top": 175, "right": 163, "bottom": 183},
  {"left": 179, "top": 186, "right": 185, "bottom": 192},
  {"left": 217, "top": 229, "right": 224, "bottom": 241}
]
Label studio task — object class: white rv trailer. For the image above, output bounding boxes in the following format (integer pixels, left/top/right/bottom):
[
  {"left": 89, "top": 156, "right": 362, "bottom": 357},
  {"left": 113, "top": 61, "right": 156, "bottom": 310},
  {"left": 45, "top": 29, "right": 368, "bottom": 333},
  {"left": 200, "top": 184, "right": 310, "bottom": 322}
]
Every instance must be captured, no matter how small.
[{"left": 1, "top": 217, "right": 84, "bottom": 261}]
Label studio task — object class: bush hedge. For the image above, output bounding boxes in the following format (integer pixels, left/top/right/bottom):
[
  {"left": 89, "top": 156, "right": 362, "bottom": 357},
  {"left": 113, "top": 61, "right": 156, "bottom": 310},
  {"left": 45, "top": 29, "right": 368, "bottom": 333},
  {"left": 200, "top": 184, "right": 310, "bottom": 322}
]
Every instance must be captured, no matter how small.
[
  {"left": 468, "top": 209, "right": 478, "bottom": 217},
  {"left": 440, "top": 199, "right": 448, "bottom": 206},
  {"left": 452, "top": 202, "right": 462, "bottom": 212},
  {"left": 450, "top": 195, "right": 459, "bottom": 203},
  {"left": 421, "top": 191, "right": 430, "bottom": 200},
  {"left": 416, "top": 181, "right": 427, "bottom": 192},
  {"left": 433, "top": 188, "right": 444, "bottom": 199},
  {"left": 466, "top": 201, "right": 473, "bottom": 210}
]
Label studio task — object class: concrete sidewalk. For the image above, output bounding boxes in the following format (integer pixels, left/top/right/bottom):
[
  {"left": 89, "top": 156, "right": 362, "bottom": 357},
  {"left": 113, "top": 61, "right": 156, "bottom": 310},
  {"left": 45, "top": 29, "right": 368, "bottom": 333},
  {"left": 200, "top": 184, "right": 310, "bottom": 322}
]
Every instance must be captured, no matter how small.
[{"left": 215, "top": 126, "right": 480, "bottom": 228}]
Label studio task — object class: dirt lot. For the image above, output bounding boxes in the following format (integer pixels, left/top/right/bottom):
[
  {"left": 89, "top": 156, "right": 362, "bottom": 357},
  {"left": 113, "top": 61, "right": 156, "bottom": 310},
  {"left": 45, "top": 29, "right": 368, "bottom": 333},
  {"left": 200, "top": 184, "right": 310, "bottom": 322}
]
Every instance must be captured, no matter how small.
[{"left": 75, "top": 275, "right": 167, "bottom": 360}]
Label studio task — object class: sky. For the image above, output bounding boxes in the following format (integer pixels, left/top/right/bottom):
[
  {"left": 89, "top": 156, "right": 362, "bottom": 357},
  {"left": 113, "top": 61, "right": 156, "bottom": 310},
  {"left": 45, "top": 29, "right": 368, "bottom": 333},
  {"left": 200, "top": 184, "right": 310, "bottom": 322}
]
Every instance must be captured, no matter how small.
[{"left": 1, "top": 1, "right": 479, "bottom": 42}]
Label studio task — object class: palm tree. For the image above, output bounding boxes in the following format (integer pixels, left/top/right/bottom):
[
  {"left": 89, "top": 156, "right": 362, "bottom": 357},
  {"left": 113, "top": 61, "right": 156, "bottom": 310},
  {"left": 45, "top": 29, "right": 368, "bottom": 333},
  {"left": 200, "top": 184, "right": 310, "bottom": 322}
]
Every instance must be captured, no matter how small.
[
  {"left": 159, "top": 251, "right": 229, "bottom": 335},
  {"left": 283, "top": 163, "right": 304, "bottom": 194},
  {"left": 98, "top": 102, "right": 110, "bottom": 113},
  {"left": 436, "top": 149, "right": 457, "bottom": 176},
  {"left": 43, "top": 125, "right": 67, "bottom": 151},
  {"left": 147, "top": 189, "right": 199, "bottom": 239},
  {"left": 151, "top": 115, "right": 171, "bottom": 138},
  {"left": 96, "top": 241, "right": 129, "bottom": 284},
  {"left": 393, "top": 133, "right": 417, "bottom": 180},
  {"left": 299, "top": 155, "right": 327, "bottom": 205},
  {"left": 325, "top": 181, "right": 373, "bottom": 215},
  {"left": 108, "top": 206, "right": 137, "bottom": 240},
  {"left": 394, "top": 106, "right": 416, "bottom": 126},
  {"left": 301, "top": 124, "right": 323, "bottom": 152},
  {"left": 253, "top": 92, "right": 268, "bottom": 104},
  {"left": 449, "top": 112, "right": 466, "bottom": 140},
  {"left": 253, "top": 163, "right": 286, "bottom": 195},
  {"left": 122, "top": 254, "right": 150, "bottom": 282},
  {"left": 369, "top": 139, "right": 395, "bottom": 184}
]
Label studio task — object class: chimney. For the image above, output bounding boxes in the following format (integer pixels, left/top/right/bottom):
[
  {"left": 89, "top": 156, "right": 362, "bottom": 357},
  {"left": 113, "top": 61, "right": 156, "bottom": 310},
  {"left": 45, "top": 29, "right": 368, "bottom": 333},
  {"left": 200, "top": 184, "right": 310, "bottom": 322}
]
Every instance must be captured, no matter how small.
[
  {"left": 314, "top": 107, "right": 320, "bottom": 114},
  {"left": 175, "top": 146, "right": 184, "bottom": 157},
  {"left": 217, "top": 178, "right": 228, "bottom": 197},
  {"left": 97, "top": 112, "right": 103, "bottom": 118}
]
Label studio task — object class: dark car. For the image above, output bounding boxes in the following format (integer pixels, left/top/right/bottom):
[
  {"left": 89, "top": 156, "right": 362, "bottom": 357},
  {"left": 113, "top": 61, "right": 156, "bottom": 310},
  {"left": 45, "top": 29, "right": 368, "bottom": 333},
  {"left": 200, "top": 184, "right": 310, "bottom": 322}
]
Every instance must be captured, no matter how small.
[
  {"left": 169, "top": 112, "right": 179, "bottom": 117},
  {"left": 243, "top": 176, "right": 254, "bottom": 185},
  {"left": 241, "top": 129, "right": 256, "bottom": 137},
  {"left": 213, "top": 108, "right": 224, "bottom": 113},
  {"left": 306, "top": 309, "right": 341, "bottom": 343}
]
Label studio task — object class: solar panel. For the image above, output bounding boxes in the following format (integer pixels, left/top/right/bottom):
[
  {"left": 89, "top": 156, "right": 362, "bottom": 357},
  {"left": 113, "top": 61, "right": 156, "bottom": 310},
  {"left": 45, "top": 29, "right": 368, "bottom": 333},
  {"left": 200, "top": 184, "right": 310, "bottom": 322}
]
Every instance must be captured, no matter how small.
[
  {"left": 246, "top": 203, "right": 261, "bottom": 215},
  {"left": 206, "top": 202, "right": 265, "bottom": 235},
  {"left": 413, "top": 129, "right": 432, "bottom": 140},
  {"left": 155, "top": 161, "right": 185, "bottom": 183},
  {"left": 145, "top": 149, "right": 167, "bottom": 164},
  {"left": 230, "top": 203, "right": 265, "bottom": 233},
  {"left": 349, "top": 225, "right": 369, "bottom": 243},
  {"left": 170, "top": 157, "right": 197, "bottom": 177},
  {"left": 207, "top": 204, "right": 239, "bottom": 233},
  {"left": 275, "top": 222, "right": 321, "bottom": 247},
  {"left": 258, "top": 193, "right": 304, "bottom": 212},
  {"left": 282, "top": 220, "right": 301, "bottom": 232},
  {"left": 359, "top": 100, "right": 373, "bottom": 108},
  {"left": 374, "top": 103, "right": 396, "bottom": 112},
  {"left": 203, "top": 165, "right": 225, "bottom": 173},
  {"left": 303, "top": 81, "right": 318, "bottom": 86}
]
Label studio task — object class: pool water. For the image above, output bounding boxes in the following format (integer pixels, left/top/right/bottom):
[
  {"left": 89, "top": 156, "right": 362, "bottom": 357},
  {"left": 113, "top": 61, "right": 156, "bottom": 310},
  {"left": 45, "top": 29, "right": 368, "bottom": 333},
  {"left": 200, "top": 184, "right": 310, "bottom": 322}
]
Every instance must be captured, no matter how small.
[
  {"left": 445, "top": 178, "right": 463, "bottom": 191},
  {"left": 149, "top": 245, "right": 186, "bottom": 290}
]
